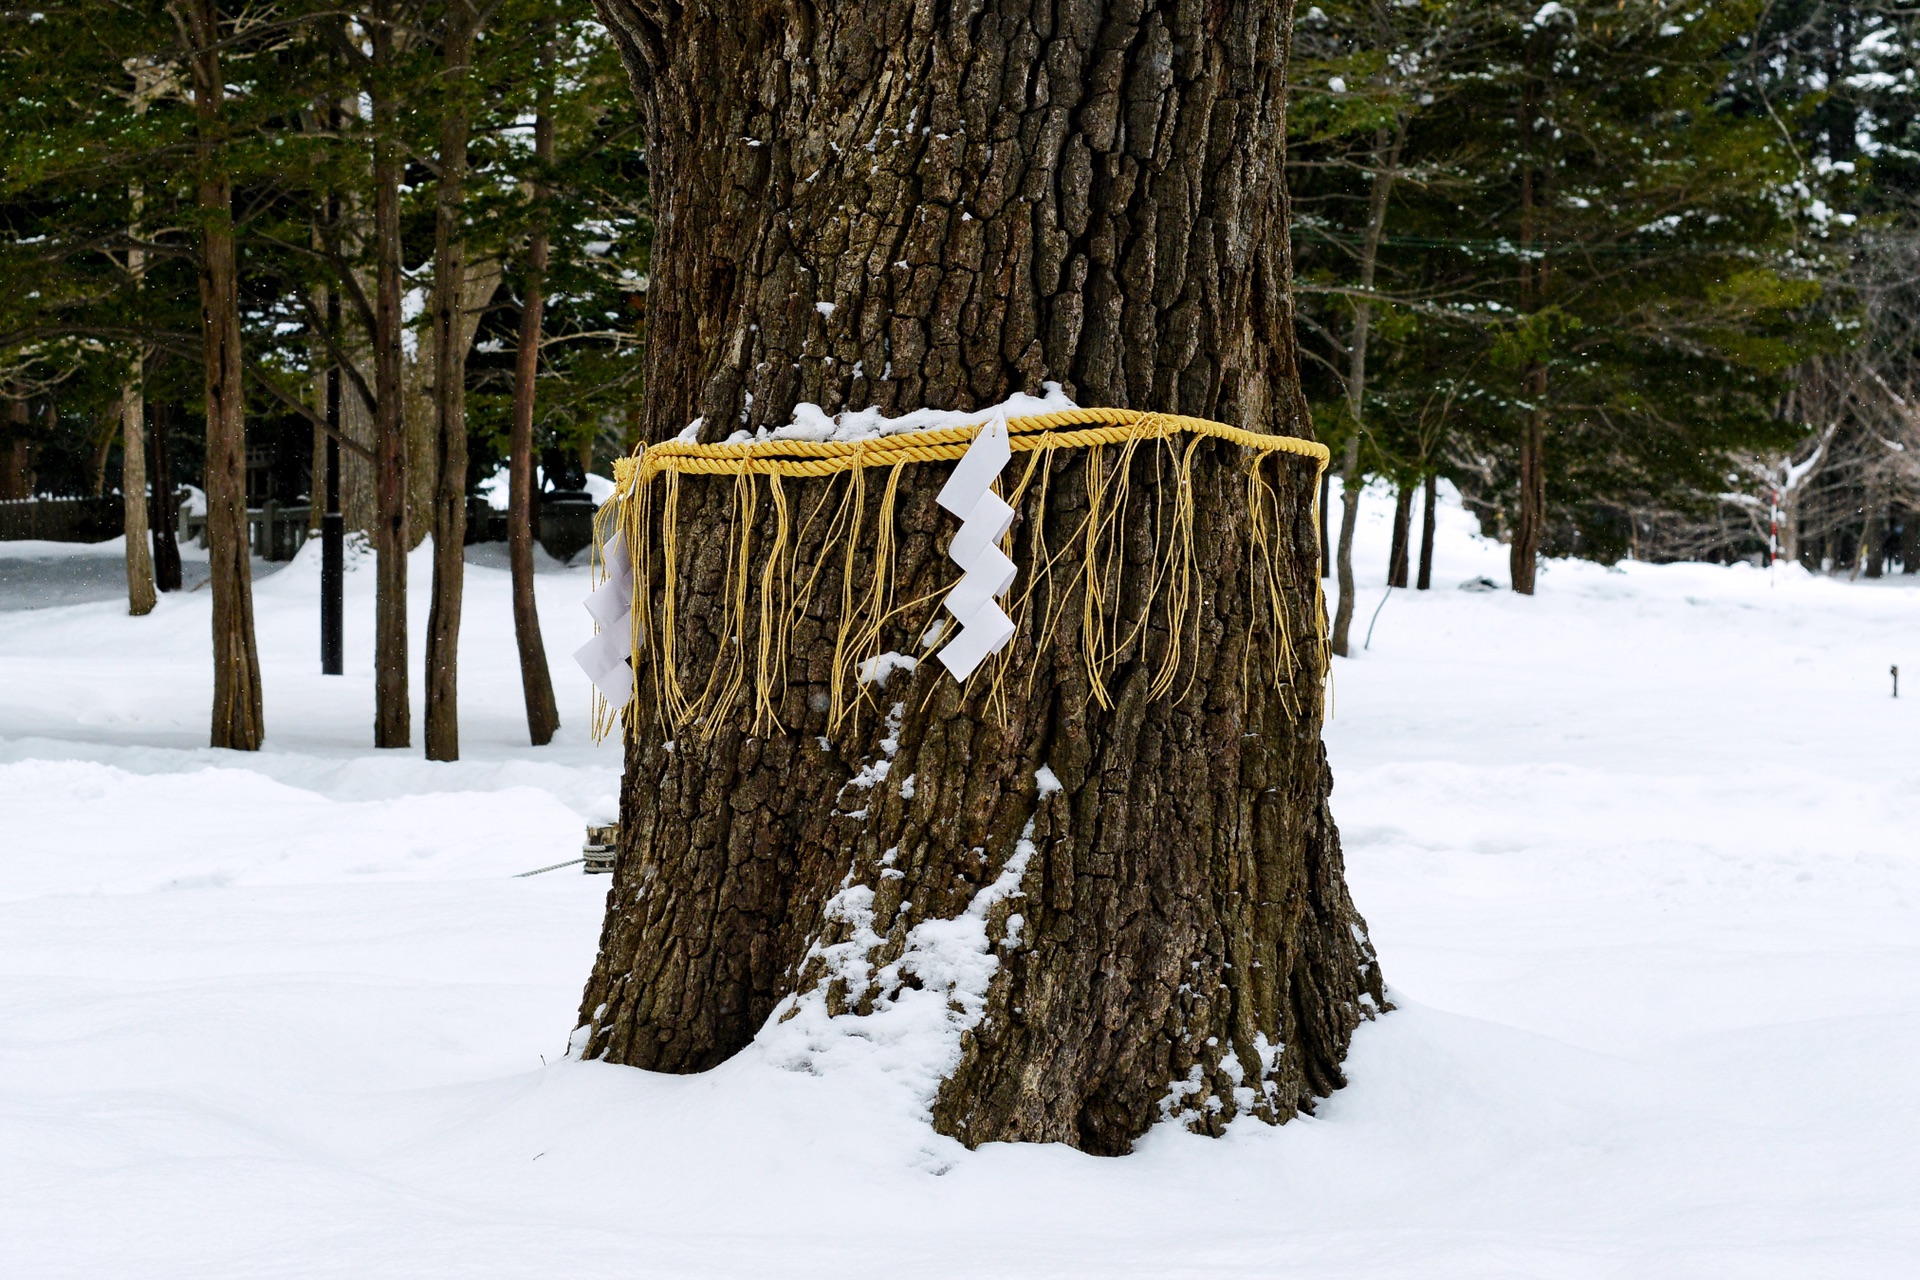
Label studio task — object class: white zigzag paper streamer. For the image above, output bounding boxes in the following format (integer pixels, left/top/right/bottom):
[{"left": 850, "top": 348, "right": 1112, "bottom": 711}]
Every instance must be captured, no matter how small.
[
  {"left": 574, "top": 529, "right": 638, "bottom": 707},
  {"left": 935, "top": 411, "right": 1017, "bottom": 681}
]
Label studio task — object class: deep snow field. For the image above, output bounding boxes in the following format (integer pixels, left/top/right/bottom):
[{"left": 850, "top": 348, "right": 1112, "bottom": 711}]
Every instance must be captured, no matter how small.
[{"left": 2, "top": 485, "right": 1916, "bottom": 1279}]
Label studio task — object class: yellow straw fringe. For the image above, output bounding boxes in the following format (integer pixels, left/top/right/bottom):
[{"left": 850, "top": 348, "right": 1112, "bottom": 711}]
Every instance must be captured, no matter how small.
[{"left": 589, "top": 409, "right": 1331, "bottom": 742}]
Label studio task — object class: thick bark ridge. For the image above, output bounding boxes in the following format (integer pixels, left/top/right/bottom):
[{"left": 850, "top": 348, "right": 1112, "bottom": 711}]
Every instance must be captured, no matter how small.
[{"left": 582, "top": 0, "right": 1384, "bottom": 1155}]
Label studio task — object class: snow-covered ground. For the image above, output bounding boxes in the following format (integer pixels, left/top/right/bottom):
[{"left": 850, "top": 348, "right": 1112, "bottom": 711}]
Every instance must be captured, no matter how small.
[{"left": 2, "top": 484, "right": 1916, "bottom": 1278}]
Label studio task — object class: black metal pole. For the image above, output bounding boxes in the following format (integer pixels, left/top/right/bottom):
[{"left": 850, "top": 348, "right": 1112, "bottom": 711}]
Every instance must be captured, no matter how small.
[{"left": 321, "top": 284, "right": 344, "bottom": 675}]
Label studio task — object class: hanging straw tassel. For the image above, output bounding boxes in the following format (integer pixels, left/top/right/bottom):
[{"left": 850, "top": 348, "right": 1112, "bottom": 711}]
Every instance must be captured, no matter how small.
[{"left": 593, "top": 409, "right": 1330, "bottom": 742}]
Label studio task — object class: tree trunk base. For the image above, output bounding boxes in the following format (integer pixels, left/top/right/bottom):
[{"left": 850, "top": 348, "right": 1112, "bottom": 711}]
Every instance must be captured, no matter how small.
[{"left": 575, "top": 446, "right": 1385, "bottom": 1156}]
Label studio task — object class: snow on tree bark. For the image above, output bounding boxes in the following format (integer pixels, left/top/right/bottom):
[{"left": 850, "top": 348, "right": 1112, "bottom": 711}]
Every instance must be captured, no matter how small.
[{"left": 578, "top": 0, "right": 1385, "bottom": 1154}]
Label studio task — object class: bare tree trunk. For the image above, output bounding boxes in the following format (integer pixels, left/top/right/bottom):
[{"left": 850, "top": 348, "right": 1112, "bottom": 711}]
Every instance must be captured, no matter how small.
[
  {"left": 183, "top": 0, "right": 263, "bottom": 750},
  {"left": 1330, "top": 436, "right": 1363, "bottom": 656},
  {"left": 508, "top": 60, "right": 559, "bottom": 747},
  {"left": 122, "top": 60, "right": 160, "bottom": 615},
  {"left": 120, "top": 363, "right": 157, "bottom": 616},
  {"left": 1780, "top": 488, "right": 1799, "bottom": 567},
  {"left": 1512, "top": 397, "right": 1545, "bottom": 594},
  {"left": 580, "top": 0, "right": 1384, "bottom": 1156},
  {"left": 150, "top": 400, "right": 183, "bottom": 591},
  {"left": 1416, "top": 471, "right": 1436, "bottom": 589},
  {"left": 372, "top": 0, "right": 409, "bottom": 749},
  {"left": 1863, "top": 499, "right": 1887, "bottom": 579},
  {"left": 89, "top": 417, "right": 115, "bottom": 496},
  {"left": 1329, "top": 122, "right": 1402, "bottom": 656},
  {"left": 425, "top": 0, "right": 479, "bottom": 762},
  {"left": 1387, "top": 482, "right": 1412, "bottom": 588},
  {"left": 1511, "top": 84, "right": 1547, "bottom": 597}
]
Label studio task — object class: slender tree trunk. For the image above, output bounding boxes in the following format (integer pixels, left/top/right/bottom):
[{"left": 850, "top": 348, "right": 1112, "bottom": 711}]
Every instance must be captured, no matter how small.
[
  {"left": 425, "top": 0, "right": 479, "bottom": 762},
  {"left": 508, "top": 63, "right": 560, "bottom": 747},
  {"left": 1329, "top": 121, "right": 1402, "bottom": 657},
  {"left": 372, "top": 0, "right": 410, "bottom": 749},
  {"left": 183, "top": 0, "right": 263, "bottom": 750},
  {"left": 1512, "top": 396, "right": 1546, "bottom": 594},
  {"left": 1863, "top": 499, "right": 1887, "bottom": 579},
  {"left": 150, "top": 400, "right": 183, "bottom": 591},
  {"left": 1330, "top": 437, "right": 1362, "bottom": 655},
  {"left": 1511, "top": 82, "right": 1547, "bottom": 596},
  {"left": 122, "top": 61, "right": 160, "bottom": 615},
  {"left": 1387, "top": 482, "right": 1412, "bottom": 588},
  {"left": 1416, "top": 471, "right": 1436, "bottom": 589},
  {"left": 90, "top": 418, "right": 115, "bottom": 496},
  {"left": 120, "top": 363, "right": 157, "bottom": 616},
  {"left": 581, "top": 0, "right": 1384, "bottom": 1156}
]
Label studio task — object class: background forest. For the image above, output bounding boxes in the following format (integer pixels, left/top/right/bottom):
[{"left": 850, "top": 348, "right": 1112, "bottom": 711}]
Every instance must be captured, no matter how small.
[
  {"left": 1290, "top": 0, "right": 1920, "bottom": 643},
  {"left": 1, "top": 0, "right": 646, "bottom": 519},
  {"left": 3, "top": 0, "right": 1917, "bottom": 607}
]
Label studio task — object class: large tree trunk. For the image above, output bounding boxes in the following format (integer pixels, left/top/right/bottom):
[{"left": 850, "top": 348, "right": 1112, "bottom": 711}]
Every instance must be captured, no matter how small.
[
  {"left": 371, "top": 0, "right": 410, "bottom": 750},
  {"left": 581, "top": 0, "right": 1384, "bottom": 1155},
  {"left": 425, "top": 0, "right": 479, "bottom": 762},
  {"left": 185, "top": 0, "right": 263, "bottom": 750},
  {"left": 508, "top": 64, "right": 560, "bottom": 747}
]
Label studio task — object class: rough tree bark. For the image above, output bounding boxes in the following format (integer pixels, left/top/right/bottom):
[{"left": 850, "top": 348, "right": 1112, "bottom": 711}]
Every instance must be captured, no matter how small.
[
  {"left": 182, "top": 0, "right": 263, "bottom": 750},
  {"left": 1319, "top": 471, "right": 1330, "bottom": 578},
  {"left": 508, "top": 51, "right": 560, "bottom": 747},
  {"left": 580, "top": 0, "right": 1385, "bottom": 1155},
  {"left": 371, "top": 0, "right": 410, "bottom": 749},
  {"left": 425, "top": 0, "right": 479, "bottom": 763}
]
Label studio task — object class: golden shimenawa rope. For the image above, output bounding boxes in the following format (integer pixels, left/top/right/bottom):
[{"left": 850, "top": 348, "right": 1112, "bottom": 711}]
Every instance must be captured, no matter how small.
[{"left": 592, "top": 409, "right": 1331, "bottom": 742}]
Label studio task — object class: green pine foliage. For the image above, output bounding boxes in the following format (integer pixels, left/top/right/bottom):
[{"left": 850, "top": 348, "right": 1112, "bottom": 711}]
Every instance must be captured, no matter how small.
[
  {"left": 0, "top": 1, "right": 648, "bottom": 500},
  {"left": 1292, "top": 0, "right": 1840, "bottom": 562}
]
